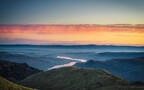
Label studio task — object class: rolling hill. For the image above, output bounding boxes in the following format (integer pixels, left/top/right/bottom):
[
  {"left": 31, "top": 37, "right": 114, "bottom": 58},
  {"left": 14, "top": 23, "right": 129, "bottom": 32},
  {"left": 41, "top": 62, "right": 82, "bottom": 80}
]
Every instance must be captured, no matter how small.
[{"left": 20, "top": 66, "right": 144, "bottom": 90}]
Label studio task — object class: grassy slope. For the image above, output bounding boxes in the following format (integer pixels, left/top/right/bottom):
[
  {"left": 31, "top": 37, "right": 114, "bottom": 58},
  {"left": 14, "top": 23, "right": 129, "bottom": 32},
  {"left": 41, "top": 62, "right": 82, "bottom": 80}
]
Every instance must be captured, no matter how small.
[
  {"left": 0, "top": 76, "right": 36, "bottom": 90},
  {"left": 21, "top": 66, "right": 144, "bottom": 90},
  {"left": 0, "top": 60, "right": 41, "bottom": 82}
]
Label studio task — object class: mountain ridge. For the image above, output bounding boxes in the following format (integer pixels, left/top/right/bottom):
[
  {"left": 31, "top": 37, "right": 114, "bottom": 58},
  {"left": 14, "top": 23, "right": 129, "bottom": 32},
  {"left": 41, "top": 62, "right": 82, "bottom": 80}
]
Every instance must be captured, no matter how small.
[
  {"left": 0, "top": 60, "right": 41, "bottom": 82},
  {"left": 20, "top": 66, "right": 144, "bottom": 90}
]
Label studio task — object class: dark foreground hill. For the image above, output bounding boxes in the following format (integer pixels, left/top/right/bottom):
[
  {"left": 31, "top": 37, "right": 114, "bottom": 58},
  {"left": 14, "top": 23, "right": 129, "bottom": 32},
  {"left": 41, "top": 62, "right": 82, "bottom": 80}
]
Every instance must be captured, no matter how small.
[
  {"left": 75, "top": 57, "right": 144, "bottom": 81},
  {"left": 20, "top": 67, "right": 144, "bottom": 90},
  {"left": 0, "top": 60, "right": 41, "bottom": 82},
  {"left": 0, "top": 76, "right": 36, "bottom": 90}
]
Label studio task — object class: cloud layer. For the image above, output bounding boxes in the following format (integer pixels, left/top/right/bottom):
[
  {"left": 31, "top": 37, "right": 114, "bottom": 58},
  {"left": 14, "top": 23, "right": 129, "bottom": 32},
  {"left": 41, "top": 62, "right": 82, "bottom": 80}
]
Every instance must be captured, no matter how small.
[{"left": 0, "top": 25, "right": 144, "bottom": 45}]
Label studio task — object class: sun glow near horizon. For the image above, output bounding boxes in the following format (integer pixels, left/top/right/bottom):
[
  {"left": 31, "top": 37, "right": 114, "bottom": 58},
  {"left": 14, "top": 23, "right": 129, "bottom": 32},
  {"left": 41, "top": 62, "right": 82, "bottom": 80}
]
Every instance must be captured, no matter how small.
[{"left": 0, "top": 25, "right": 144, "bottom": 46}]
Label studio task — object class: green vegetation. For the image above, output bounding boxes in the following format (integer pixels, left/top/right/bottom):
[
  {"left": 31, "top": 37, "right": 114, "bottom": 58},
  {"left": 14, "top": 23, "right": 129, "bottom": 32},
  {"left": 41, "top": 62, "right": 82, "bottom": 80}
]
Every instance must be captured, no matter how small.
[
  {"left": 20, "top": 66, "right": 144, "bottom": 90},
  {"left": 0, "top": 76, "right": 36, "bottom": 90}
]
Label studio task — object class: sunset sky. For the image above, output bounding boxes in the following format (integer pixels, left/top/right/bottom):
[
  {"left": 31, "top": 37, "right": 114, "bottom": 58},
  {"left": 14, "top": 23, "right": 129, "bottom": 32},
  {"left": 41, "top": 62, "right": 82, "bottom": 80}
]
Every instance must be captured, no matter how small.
[
  {"left": 0, "top": 25, "right": 144, "bottom": 45},
  {"left": 0, "top": 0, "right": 144, "bottom": 45}
]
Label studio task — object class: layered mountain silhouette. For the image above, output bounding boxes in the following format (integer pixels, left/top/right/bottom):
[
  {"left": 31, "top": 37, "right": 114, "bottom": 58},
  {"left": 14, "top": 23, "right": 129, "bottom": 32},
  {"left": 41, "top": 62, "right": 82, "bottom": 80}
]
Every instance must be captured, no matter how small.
[
  {"left": 0, "top": 59, "right": 144, "bottom": 90},
  {"left": 75, "top": 57, "right": 144, "bottom": 81}
]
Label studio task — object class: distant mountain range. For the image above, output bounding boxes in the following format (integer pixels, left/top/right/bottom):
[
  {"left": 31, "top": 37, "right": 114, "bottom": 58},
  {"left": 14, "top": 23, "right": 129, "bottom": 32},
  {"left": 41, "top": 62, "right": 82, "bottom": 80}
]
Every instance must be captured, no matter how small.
[{"left": 0, "top": 44, "right": 144, "bottom": 47}]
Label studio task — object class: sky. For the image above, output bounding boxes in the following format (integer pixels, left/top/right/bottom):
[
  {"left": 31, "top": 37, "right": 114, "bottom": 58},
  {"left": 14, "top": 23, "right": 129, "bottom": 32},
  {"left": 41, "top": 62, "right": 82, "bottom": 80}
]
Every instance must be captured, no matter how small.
[
  {"left": 0, "top": 0, "right": 144, "bottom": 45},
  {"left": 0, "top": 0, "right": 144, "bottom": 24},
  {"left": 0, "top": 25, "right": 144, "bottom": 45}
]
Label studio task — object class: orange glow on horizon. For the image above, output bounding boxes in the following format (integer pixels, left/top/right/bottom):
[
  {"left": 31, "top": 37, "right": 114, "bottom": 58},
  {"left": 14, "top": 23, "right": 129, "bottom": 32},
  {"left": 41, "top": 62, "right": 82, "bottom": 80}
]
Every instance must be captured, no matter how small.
[{"left": 0, "top": 25, "right": 144, "bottom": 46}]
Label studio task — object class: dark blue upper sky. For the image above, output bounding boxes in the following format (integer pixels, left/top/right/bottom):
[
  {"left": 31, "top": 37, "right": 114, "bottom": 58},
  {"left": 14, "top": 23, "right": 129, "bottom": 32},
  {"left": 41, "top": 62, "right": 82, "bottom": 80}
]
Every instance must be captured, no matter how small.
[{"left": 0, "top": 0, "right": 144, "bottom": 24}]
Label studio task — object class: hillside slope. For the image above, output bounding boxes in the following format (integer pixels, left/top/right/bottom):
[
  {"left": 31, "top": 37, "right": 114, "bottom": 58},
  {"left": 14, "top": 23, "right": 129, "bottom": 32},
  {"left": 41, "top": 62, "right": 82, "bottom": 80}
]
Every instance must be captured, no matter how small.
[
  {"left": 20, "top": 66, "right": 144, "bottom": 90},
  {"left": 0, "top": 60, "right": 41, "bottom": 82},
  {"left": 0, "top": 76, "right": 36, "bottom": 90},
  {"left": 75, "top": 57, "right": 144, "bottom": 81}
]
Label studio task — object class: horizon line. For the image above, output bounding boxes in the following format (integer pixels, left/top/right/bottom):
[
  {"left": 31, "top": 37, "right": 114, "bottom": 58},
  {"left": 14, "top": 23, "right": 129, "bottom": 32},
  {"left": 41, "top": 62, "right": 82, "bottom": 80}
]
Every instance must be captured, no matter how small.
[{"left": 0, "top": 44, "right": 144, "bottom": 47}]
